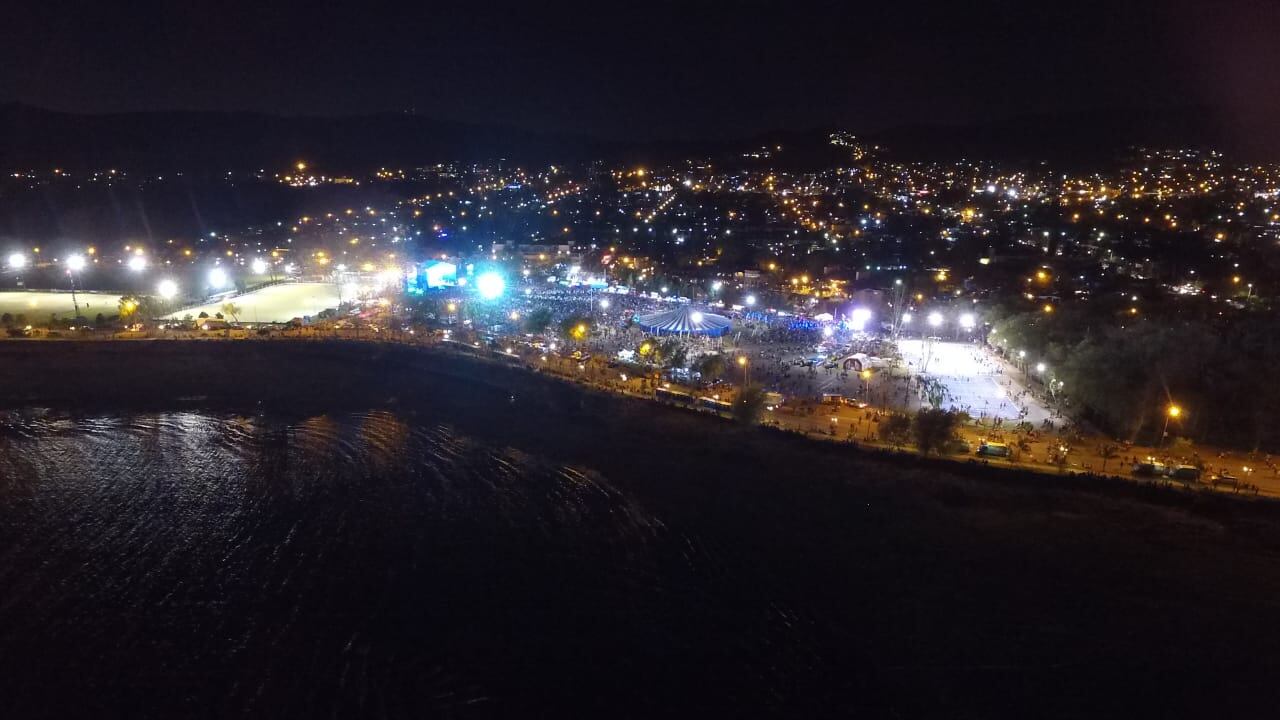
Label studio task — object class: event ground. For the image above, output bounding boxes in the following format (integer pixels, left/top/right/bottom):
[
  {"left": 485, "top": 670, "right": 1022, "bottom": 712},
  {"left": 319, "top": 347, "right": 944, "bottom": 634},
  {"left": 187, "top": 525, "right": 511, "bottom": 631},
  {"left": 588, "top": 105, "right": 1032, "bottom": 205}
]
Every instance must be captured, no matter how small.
[{"left": 898, "top": 338, "right": 1054, "bottom": 423}]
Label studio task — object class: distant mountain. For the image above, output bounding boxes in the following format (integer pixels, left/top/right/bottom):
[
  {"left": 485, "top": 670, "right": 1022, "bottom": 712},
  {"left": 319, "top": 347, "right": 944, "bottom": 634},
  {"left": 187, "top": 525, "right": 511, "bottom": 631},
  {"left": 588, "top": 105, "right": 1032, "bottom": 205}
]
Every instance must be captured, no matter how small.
[
  {"left": 866, "top": 106, "right": 1279, "bottom": 166},
  {"left": 0, "top": 103, "right": 1273, "bottom": 173},
  {"left": 0, "top": 104, "right": 612, "bottom": 171}
]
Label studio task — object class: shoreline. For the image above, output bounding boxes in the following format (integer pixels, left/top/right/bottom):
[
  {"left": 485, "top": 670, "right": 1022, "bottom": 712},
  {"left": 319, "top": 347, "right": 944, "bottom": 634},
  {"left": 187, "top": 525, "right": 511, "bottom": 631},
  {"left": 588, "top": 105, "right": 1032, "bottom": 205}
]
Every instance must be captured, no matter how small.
[{"left": 1, "top": 339, "right": 1273, "bottom": 520}]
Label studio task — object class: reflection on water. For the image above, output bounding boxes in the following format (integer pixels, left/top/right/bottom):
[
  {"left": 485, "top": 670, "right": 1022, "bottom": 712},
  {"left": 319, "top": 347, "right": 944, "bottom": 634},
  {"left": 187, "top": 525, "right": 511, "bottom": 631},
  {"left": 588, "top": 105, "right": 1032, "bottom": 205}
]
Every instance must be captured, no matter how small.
[{"left": 0, "top": 409, "right": 811, "bottom": 718}]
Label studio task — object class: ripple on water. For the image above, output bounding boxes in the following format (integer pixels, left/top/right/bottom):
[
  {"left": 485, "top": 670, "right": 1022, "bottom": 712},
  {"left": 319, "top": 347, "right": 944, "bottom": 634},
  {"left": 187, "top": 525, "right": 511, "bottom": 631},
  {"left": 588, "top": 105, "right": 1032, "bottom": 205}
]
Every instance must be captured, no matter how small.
[{"left": 0, "top": 409, "right": 817, "bottom": 717}]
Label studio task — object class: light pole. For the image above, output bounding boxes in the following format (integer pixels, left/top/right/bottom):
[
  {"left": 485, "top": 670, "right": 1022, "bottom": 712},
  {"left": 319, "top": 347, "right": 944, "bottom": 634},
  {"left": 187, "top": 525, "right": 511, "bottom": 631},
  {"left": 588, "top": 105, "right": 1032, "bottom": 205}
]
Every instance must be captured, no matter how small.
[
  {"left": 1161, "top": 404, "right": 1182, "bottom": 448},
  {"left": 65, "top": 254, "right": 87, "bottom": 320},
  {"left": 890, "top": 278, "right": 907, "bottom": 340},
  {"left": 737, "top": 354, "right": 750, "bottom": 387}
]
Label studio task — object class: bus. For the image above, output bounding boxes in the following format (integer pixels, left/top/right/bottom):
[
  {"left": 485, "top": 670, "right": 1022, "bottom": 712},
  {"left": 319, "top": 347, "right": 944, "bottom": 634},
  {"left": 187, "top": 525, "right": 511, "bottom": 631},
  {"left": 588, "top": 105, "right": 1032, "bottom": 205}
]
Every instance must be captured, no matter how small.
[
  {"left": 699, "top": 397, "right": 734, "bottom": 414},
  {"left": 655, "top": 387, "right": 696, "bottom": 405}
]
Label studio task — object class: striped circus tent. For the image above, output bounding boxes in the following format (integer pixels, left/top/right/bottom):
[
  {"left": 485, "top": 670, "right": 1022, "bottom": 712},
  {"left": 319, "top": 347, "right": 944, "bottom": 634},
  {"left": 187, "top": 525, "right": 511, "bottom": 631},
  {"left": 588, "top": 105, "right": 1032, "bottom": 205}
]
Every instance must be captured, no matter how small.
[{"left": 633, "top": 305, "right": 732, "bottom": 337}]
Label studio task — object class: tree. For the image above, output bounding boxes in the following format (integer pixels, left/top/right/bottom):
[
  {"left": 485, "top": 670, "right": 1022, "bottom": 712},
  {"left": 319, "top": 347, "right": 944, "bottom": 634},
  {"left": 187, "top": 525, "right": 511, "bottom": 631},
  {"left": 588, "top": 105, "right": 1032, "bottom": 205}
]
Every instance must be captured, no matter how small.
[
  {"left": 220, "top": 302, "right": 242, "bottom": 324},
  {"left": 912, "top": 408, "right": 961, "bottom": 455},
  {"left": 198, "top": 311, "right": 210, "bottom": 319},
  {"left": 559, "top": 315, "right": 592, "bottom": 343},
  {"left": 732, "top": 386, "right": 767, "bottom": 425},
  {"left": 879, "top": 413, "right": 912, "bottom": 448},
  {"left": 1098, "top": 443, "right": 1120, "bottom": 475},
  {"left": 657, "top": 338, "right": 687, "bottom": 369},
  {"left": 524, "top": 308, "right": 553, "bottom": 334},
  {"left": 94, "top": 313, "right": 106, "bottom": 327},
  {"left": 0, "top": 313, "right": 11, "bottom": 327},
  {"left": 118, "top": 295, "right": 142, "bottom": 320},
  {"left": 696, "top": 354, "right": 726, "bottom": 382}
]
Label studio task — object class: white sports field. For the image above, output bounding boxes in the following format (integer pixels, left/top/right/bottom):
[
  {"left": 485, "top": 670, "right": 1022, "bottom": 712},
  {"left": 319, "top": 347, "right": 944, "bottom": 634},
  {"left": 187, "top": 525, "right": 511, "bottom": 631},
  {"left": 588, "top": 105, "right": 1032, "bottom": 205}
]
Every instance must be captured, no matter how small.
[
  {"left": 167, "top": 282, "right": 348, "bottom": 323},
  {"left": 0, "top": 291, "right": 125, "bottom": 321}
]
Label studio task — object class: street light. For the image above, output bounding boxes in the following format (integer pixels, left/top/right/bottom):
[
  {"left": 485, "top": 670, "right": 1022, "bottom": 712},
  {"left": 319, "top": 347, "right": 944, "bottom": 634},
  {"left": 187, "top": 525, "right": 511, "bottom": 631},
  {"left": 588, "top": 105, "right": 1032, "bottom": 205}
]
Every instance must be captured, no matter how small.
[
  {"left": 251, "top": 258, "right": 269, "bottom": 274},
  {"left": 7, "top": 252, "right": 26, "bottom": 270},
  {"left": 208, "top": 267, "right": 229, "bottom": 290},
  {"left": 1162, "top": 404, "right": 1183, "bottom": 448},
  {"left": 127, "top": 255, "right": 146, "bottom": 272},
  {"left": 927, "top": 311, "right": 943, "bottom": 328},
  {"left": 157, "top": 279, "right": 179, "bottom": 299},
  {"left": 65, "top": 254, "right": 86, "bottom": 318},
  {"left": 959, "top": 312, "right": 976, "bottom": 330},
  {"left": 1035, "top": 362, "right": 1046, "bottom": 373}
]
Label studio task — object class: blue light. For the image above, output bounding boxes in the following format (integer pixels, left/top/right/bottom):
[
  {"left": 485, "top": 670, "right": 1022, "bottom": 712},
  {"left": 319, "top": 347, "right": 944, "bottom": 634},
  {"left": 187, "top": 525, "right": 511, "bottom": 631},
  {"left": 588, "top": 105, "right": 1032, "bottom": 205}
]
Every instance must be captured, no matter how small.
[{"left": 476, "top": 271, "right": 506, "bottom": 300}]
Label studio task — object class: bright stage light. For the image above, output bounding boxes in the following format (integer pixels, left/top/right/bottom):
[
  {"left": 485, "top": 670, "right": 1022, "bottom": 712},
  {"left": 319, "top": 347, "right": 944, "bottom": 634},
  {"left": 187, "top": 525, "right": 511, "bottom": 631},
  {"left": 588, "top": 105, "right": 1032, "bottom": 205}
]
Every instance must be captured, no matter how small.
[
  {"left": 849, "top": 307, "right": 872, "bottom": 331},
  {"left": 928, "top": 311, "right": 944, "bottom": 327},
  {"left": 476, "top": 271, "right": 506, "bottom": 300},
  {"left": 66, "top": 254, "right": 87, "bottom": 272},
  {"left": 252, "top": 258, "right": 269, "bottom": 274},
  {"left": 8, "top": 253, "right": 26, "bottom": 270},
  {"left": 208, "top": 267, "right": 229, "bottom": 289},
  {"left": 127, "top": 255, "right": 146, "bottom": 272},
  {"left": 959, "top": 312, "right": 976, "bottom": 329},
  {"left": 157, "top": 279, "right": 178, "bottom": 299}
]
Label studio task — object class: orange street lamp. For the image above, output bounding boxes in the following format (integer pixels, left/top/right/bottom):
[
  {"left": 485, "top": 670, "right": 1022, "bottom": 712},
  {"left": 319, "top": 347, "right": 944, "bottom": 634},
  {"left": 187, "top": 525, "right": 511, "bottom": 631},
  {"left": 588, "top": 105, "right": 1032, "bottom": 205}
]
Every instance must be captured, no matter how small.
[{"left": 1162, "top": 404, "right": 1183, "bottom": 448}]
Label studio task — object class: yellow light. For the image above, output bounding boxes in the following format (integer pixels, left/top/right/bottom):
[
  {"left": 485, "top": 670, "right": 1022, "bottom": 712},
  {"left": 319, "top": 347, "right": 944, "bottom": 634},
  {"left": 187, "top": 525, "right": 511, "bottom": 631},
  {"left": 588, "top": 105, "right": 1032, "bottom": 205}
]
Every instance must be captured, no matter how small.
[
  {"left": 737, "top": 356, "right": 748, "bottom": 367},
  {"left": 1167, "top": 405, "right": 1182, "bottom": 419},
  {"left": 296, "top": 161, "right": 307, "bottom": 172},
  {"left": 1042, "top": 304, "right": 1054, "bottom": 313}
]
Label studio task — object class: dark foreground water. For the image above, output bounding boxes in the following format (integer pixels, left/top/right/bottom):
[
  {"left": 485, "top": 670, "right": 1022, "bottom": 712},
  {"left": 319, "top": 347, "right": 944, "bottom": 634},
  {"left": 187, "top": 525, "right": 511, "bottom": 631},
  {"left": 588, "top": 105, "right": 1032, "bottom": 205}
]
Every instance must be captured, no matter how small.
[
  {"left": 0, "top": 409, "right": 825, "bottom": 718},
  {"left": 4, "top": 400, "right": 1280, "bottom": 719}
]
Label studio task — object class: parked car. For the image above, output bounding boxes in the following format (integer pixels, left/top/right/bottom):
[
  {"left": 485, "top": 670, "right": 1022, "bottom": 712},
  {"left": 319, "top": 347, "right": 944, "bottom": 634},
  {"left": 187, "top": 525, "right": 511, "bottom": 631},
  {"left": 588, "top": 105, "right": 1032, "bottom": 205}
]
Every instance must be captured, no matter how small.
[
  {"left": 1210, "top": 472, "right": 1241, "bottom": 489},
  {"left": 977, "top": 442, "right": 1010, "bottom": 458},
  {"left": 1131, "top": 461, "right": 1167, "bottom": 477}
]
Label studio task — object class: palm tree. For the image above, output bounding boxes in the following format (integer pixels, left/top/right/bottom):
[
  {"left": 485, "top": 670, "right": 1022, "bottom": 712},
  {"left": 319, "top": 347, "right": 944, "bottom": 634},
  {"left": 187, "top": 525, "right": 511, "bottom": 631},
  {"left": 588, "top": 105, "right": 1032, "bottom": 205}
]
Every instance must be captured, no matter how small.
[
  {"left": 1098, "top": 443, "right": 1120, "bottom": 475},
  {"left": 220, "top": 302, "right": 242, "bottom": 324}
]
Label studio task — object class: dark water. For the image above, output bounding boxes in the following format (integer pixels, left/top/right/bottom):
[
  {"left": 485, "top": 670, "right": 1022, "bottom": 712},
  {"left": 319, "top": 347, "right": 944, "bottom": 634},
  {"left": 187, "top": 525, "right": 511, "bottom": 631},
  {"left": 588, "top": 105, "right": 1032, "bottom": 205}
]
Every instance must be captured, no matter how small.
[
  {"left": 6, "top": 404, "right": 1280, "bottom": 719},
  {"left": 0, "top": 409, "right": 820, "bottom": 718}
]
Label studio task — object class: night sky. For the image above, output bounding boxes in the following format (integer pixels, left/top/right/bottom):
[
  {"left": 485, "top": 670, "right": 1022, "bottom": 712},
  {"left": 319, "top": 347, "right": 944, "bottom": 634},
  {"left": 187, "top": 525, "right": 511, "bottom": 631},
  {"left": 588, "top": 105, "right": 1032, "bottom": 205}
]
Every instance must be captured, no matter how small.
[{"left": 3, "top": 0, "right": 1278, "bottom": 142}]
